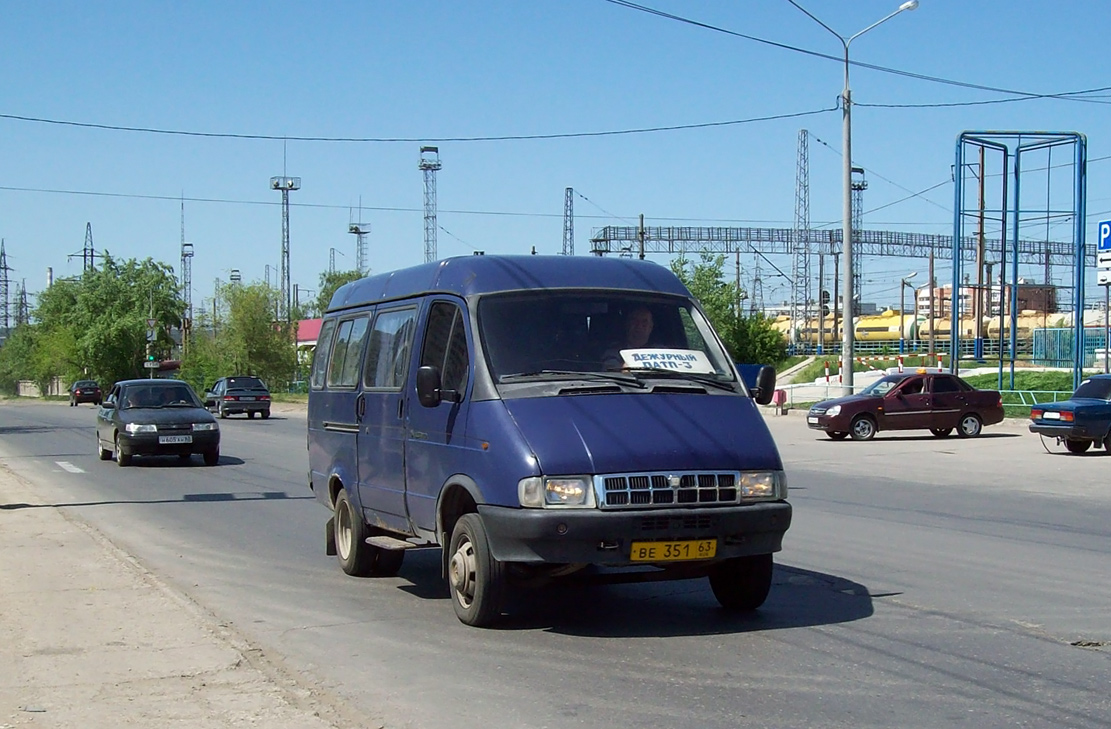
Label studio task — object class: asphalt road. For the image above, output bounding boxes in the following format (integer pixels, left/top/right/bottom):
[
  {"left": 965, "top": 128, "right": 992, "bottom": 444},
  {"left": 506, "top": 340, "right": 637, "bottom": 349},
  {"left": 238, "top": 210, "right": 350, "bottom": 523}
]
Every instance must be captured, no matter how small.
[{"left": 1, "top": 400, "right": 1108, "bottom": 728}]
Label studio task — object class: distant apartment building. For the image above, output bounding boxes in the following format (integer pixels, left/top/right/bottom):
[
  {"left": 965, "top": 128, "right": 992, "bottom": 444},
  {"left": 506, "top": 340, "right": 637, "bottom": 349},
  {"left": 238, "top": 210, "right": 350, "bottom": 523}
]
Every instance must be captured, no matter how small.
[{"left": 914, "top": 280, "right": 1057, "bottom": 317}]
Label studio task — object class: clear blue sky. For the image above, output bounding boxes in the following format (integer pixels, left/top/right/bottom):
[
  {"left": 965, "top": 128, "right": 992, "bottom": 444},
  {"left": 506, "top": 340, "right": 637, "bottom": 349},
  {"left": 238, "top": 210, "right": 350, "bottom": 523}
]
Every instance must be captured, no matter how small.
[{"left": 2, "top": 0, "right": 1110, "bottom": 315}]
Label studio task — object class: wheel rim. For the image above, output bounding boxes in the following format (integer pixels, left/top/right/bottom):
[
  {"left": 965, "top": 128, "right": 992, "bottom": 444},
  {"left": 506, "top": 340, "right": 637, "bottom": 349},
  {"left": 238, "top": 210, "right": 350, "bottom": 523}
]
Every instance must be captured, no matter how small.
[
  {"left": 336, "top": 502, "right": 353, "bottom": 560},
  {"left": 449, "top": 537, "right": 477, "bottom": 609},
  {"left": 961, "top": 416, "right": 979, "bottom": 436},
  {"left": 853, "top": 419, "right": 873, "bottom": 439}
]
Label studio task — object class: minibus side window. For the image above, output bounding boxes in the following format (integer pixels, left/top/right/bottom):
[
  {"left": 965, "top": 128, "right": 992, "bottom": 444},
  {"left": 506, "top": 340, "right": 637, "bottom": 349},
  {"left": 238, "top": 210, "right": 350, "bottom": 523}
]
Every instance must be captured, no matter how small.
[
  {"left": 327, "top": 316, "right": 370, "bottom": 389},
  {"left": 364, "top": 308, "right": 418, "bottom": 389},
  {"left": 421, "top": 302, "right": 469, "bottom": 394},
  {"left": 310, "top": 319, "right": 338, "bottom": 390}
]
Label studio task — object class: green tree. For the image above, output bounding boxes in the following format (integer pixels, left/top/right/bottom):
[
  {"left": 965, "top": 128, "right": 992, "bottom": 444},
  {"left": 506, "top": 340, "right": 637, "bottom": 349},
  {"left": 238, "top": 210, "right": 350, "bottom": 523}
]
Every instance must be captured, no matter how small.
[
  {"left": 670, "top": 252, "right": 786, "bottom": 365},
  {"left": 0, "top": 325, "right": 38, "bottom": 394},
  {"left": 180, "top": 282, "right": 296, "bottom": 391},
  {"left": 29, "top": 255, "right": 183, "bottom": 387},
  {"left": 313, "top": 269, "right": 364, "bottom": 317}
]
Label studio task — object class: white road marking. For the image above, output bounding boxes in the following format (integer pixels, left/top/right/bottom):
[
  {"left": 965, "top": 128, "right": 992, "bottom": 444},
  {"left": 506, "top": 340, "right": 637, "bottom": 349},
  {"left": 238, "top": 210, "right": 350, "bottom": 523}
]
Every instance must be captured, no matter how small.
[{"left": 56, "top": 461, "right": 85, "bottom": 474}]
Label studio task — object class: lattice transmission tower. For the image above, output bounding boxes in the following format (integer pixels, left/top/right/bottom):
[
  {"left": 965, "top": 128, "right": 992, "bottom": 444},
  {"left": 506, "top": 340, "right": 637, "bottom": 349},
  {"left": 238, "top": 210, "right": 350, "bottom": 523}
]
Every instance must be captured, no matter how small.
[
  {"left": 179, "top": 198, "right": 194, "bottom": 351},
  {"left": 420, "top": 146, "right": 442, "bottom": 263},
  {"left": 270, "top": 175, "right": 301, "bottom": 323},
  {"left": 563, "top": 187, "right": 574, "bottom": 255},
  {"left": 349, "top": 198, "right": 370, "bottom": 275},
  {"left": 851, "top": 166, "right": 867, "bottom": 316},
  {"left": 0, "top": 240, "right": 11, "bottom": 335},
  {"left": 15, "top": 280, "right": 28, "bottom": 326},
  {"left": 790, "top": 129, "right": 811, "bottom": 345}
]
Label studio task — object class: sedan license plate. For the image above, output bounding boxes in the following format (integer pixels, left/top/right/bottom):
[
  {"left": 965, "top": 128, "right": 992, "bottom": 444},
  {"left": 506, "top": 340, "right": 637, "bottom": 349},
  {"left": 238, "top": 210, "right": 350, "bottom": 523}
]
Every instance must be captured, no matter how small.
[
  {"left": 158, "top": 435, "right": 193, "bottom": 444},
  {"left": 630, "top": 539, "right": 717, "bottom": 563},
  {"left": 807, "top": 416, "right": 819, "bottom": 424},
  {"left": 1043, "top": 411, "right": 1061, "bottom": 420},
  {"left": 239, "top": 396, "right": 256, "bottom": 401}
]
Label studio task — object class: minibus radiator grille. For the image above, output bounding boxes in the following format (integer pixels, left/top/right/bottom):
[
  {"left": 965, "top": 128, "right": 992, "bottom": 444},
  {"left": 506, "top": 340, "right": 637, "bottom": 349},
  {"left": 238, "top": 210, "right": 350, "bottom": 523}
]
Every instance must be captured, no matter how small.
[{"left": 599, "top": 472, "right": 739, "bottom": 509}]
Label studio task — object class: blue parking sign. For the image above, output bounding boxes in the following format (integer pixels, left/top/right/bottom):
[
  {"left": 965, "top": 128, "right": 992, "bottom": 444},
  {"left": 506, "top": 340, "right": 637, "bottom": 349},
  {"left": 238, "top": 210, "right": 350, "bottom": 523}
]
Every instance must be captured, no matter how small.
[{"left": 1100, "top": 220, "right": 1111, "bottom": 252}]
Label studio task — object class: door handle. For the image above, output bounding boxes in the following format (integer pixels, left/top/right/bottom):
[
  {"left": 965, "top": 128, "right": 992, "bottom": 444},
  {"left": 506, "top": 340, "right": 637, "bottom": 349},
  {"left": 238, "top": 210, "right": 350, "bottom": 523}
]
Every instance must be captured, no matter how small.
[{"left": 356, "top": 394, "right": 366, "bottom": 422}]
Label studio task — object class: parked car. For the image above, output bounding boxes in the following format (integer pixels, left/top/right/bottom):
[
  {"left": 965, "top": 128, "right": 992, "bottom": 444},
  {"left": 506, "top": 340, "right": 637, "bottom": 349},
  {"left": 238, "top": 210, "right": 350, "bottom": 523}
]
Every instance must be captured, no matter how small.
[
  {"left": 807, "top": 370, "right": 1004, "bottom": 441},
  {"left": 95, "top": 379, "right": 220, "bottom": 466},
  {"left": 69, "top": 379, "right": 102, "bottom": 406},
  {"left": 1028, "top": 373, "right": 1111, "bottom": 453},
  {"left": 204, "top": 376, "right": 272, "bottom": 419}
]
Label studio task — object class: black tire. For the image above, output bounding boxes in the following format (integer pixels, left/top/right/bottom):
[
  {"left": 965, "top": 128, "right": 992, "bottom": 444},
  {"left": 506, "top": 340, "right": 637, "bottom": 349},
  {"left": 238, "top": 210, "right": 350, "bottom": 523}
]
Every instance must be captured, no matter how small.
[
  {"left": 826, "top": 431, "right": 848, "bottom": 440},
  {"left": 930, "top": 427, "right": 952, "bottom": 437},
  {"left": 203, "top": 447, "right": 220, "bottom": 466},
  {"left": 709, "top": 554, "right": 774, "bottom": 610},
  {"left": 334, "top": 488, "right": 376, "bottom": 576},
  {"left": 219, "top": 405, "right": 228, "bottom": 419},
  {"left": 97, "top": 438, "right": 112, "bottom": 461},
  {"left": 247, "top": 411, "right": 256, "bottom": 419},
  {"left": 957, "top": 413, "right": 982, "bottom": 438},
  {"left": 849, "top": 415, "right": 876, "bottom": 441},
  {"left": 1065, "top": 438, "right": 1092, "bottom": 454},
  {"left": 448, "top": 513, "right": 507, "bottom": 627},
  {"left": 261, "top": 410, "right": 271, "bottom": 420},
  {"left": 69, "top": 399, "right": 75, "bottom": 407},
  {"left": 115, "top": 434, "right": 131, "bottom": 467},
  {"left": 1104, "top": 432, "right": 1111, "bottom": 451}
]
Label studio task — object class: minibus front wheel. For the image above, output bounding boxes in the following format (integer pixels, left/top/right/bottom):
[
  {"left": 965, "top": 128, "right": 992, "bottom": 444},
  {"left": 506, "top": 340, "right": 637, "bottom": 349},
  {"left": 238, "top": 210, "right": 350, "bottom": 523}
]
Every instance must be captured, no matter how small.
[{"left": 448, "top": 514, "right": 507, "bottom": 627}]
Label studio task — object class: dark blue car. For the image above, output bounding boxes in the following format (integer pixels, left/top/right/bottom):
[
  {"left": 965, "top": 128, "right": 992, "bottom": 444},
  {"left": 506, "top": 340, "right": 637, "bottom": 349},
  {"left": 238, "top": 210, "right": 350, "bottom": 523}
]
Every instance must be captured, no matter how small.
[
  {"left": 1028, "top": 374, "right": 1111, "bottom": 454},
  {"left": 307, "top": 255, "right": 788, "bottom": 626}
]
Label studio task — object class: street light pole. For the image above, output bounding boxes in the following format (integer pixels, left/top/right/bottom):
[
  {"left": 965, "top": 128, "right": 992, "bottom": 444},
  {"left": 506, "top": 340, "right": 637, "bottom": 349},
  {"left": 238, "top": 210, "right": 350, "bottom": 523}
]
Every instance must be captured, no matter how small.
[{"left": 788, "top": 0, "right": 918, "bottom": 394}]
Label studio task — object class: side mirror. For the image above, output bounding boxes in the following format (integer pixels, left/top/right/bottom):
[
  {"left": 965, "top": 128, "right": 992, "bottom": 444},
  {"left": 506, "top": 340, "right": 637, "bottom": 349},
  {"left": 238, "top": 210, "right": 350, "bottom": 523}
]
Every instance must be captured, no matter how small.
[
  {"left": 752, "top": 365, "right": 777, "bottom": 405},
  {"left": 102, "top": 400, "right": 115, "bottom": 409},
  {"left": 416, "top": 366, "right": 443, "bottom": 408},
  {"left": 416, "top": 365, "right": 462, "bottom": 407}
]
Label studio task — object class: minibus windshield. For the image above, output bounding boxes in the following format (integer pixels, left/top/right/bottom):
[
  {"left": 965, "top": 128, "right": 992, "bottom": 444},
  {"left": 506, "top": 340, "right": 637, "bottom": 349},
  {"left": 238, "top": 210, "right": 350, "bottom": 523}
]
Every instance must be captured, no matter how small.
[{"left": 478, "top": 291, "right": 737, "bottom": 384}]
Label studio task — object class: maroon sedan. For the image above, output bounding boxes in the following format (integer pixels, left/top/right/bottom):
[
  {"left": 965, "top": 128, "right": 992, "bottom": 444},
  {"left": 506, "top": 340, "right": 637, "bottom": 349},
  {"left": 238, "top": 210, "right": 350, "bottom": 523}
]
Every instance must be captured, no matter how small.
[{"left": 806, "top": 370, "right": 1004, "bottom": 441}]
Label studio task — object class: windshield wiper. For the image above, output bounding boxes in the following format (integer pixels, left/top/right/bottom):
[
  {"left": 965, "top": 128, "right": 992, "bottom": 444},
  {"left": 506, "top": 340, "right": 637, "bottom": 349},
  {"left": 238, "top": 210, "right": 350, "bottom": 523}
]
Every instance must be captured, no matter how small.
[
  {"left": 498, "top": 370, "right": 647, "bottom": 389},
  {"left": 621, "top": 368, "right": 739, "bottom": 392}
]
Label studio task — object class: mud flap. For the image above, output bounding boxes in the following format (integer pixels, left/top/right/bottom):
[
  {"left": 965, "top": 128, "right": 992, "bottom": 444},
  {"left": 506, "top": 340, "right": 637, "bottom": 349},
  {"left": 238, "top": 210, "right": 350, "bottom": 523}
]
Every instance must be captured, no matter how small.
[{"left": 326, "top": 516, "right": 337, "bottom": 556}]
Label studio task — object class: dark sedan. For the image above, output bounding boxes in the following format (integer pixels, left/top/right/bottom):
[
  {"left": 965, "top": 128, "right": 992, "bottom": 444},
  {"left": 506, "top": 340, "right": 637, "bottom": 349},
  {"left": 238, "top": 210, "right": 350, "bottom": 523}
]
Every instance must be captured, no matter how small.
[
  {"left": 1029, "top": 374, "right": 1111, "bottom": 454},
  {"left": 807, "top": 370, "right": 1005, "bottom": 441},
  {"left": 69, "top": 379, "right": 102, "bottom": 406},
  {"left": 95, "top": 379, "right": 220, "bottom": 466},
  {"left": 204, "top": 375, "right": 272, "bottom": 419}
]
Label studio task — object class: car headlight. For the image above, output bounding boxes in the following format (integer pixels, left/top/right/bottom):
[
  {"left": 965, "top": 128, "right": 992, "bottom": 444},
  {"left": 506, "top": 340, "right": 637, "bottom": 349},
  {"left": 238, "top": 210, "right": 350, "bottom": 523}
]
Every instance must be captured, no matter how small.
[
  {"left": 825, "top": 404, "right": 841, "bottom": 417},
  {"left": 125, "top": 423, "right": 157, "bottom": 434},
  {"left": 518, "top": 476, "right": 596, "bottom": 508},
  {"left": 738, "top": 471, "right": 787, "bottom": 501},
  {"left": 192, "top": 422, "right": 219, "bottom": 431}
]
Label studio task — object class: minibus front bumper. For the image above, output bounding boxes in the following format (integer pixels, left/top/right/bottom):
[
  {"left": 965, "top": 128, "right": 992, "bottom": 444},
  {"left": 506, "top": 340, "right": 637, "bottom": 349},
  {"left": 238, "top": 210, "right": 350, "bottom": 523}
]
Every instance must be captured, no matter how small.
[{"left": 477, "top": 501, "right": 791, "bottom": 565}]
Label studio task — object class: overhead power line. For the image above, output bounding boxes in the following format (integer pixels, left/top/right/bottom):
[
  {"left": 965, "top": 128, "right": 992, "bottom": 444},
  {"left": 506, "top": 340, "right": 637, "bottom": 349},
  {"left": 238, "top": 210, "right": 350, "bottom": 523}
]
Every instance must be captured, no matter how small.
[
  {"left": 0, "top": 106, "right": 835, "bottom": 144},
  {"left": 602, "top": 0, "right": 1111, "bottom": 105}
]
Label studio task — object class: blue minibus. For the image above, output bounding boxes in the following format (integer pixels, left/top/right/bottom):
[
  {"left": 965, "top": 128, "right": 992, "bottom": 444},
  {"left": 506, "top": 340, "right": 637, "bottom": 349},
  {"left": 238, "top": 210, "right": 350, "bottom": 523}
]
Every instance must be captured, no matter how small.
[{"left": 307, "top": 255, "right": 791, "bottom": 626}]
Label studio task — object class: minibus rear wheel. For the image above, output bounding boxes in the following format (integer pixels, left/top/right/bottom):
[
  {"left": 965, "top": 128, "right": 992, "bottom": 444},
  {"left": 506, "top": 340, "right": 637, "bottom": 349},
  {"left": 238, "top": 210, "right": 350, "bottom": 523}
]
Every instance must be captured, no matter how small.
[
  {"left": 334, "top": 488, "right": 375, "bottom": 576},
  {"left": 448, "top": 514, "right": 507, "bottom": 627},
  {"left": 708, "top": 554, "right": 773, "bottom": 611}
]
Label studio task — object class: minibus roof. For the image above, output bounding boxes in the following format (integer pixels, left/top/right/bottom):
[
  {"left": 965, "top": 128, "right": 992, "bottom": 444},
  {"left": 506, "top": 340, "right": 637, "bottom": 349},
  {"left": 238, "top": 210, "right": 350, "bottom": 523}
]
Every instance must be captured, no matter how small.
[{"left": 328, "top": 255, "right": 690, "bottom": 312}]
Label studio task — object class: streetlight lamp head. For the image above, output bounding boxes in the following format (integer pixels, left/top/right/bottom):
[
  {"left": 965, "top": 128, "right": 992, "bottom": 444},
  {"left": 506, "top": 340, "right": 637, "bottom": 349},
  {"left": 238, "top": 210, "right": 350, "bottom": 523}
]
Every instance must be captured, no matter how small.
[
  {"left": 899, "top": 0, "right": 919, "bottom": 11},
  {"left": 905, "top": 272, "right": 918, "bottom": 281}
]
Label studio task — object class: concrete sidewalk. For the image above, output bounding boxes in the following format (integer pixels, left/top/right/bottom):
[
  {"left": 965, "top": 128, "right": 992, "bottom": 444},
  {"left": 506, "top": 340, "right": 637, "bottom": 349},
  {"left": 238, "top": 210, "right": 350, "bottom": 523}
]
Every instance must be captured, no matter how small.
[{"left": 0, "top": 458, "right": 350, "bottom": 728}]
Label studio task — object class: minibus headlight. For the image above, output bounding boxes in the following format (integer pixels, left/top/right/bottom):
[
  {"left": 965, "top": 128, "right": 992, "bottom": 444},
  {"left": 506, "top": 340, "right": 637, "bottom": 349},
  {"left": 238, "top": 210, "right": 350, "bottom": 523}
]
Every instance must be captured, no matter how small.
[
  {"left": 738, "top": 471, "right": 787, "bottom": 500},
  {"left": 125, "top": 423, "right": 157, "bottom": 434},
  {"left": 518, "top": 476, "right": 596, "bottom": 508}
]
